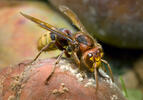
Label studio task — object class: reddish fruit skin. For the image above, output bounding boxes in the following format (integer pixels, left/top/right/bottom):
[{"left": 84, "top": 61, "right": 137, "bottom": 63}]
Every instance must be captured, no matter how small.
[{"left": 0, "top": 58, "right": 126, "bottom": 100}]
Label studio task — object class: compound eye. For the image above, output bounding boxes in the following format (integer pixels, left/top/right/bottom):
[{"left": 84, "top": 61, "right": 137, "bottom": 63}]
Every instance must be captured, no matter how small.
[{"left": 88, "top": 53, "right": 93, "bottom": 57}]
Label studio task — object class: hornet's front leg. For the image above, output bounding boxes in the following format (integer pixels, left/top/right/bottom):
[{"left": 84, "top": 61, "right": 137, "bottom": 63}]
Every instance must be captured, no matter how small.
[
  {"left": 93, "top": 63, "right": 99, "bottom": 92},
  {"left": 101, "top": 59, "right": 114, "bottom": 82}
]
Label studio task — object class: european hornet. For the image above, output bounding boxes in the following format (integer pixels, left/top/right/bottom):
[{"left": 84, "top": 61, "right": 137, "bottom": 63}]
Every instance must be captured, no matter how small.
[{"left": 21, "top": 5, "right": 114, "bottom": 90}]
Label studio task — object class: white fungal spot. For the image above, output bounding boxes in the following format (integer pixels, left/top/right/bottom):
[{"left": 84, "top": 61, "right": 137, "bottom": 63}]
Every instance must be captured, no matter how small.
[
  {"left": 58, "top": 60, "right": 84, "bottom": 82},
  {"left": 110, "top": 94, "right": 118, "bottom": 100},
  {"left": 98, "top": 69, "right": 117, "bottom": 89},
  {"left": 76, "top": 73, "right": 84, "bottom": 82},
  {"left": 84, "top": 78, "right": 96, "bottom": 87},
  {"left": 70, "top": 68, "right": 78, "bottom": 74},
  {"left": 99, "top": 69, "right": 109, "bottom": 78},
  {"left": 58, "top": 59, "right": 117, "bottom": 88}
]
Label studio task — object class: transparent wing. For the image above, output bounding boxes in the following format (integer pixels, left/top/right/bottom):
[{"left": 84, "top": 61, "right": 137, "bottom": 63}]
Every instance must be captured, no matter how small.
[
  {"left": 20, "top": 12, "right": 73, "bottom": 42},
  {"left": 59, "top": 5, "right": 96, "bottom": 42},
  {"left": 59, "top": 5, "right": 88, "bottom": 33}
]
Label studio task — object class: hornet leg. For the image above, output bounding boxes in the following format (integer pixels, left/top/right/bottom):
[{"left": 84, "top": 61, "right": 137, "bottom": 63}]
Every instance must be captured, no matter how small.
[
  {"left": 94, "top": 64, "right": 98, "bottom": 92},
  {"left": 72, "top": 51, "right": 80, "bottom": 69},
  {"left": 19, "top": 41, "right": 55, "bottom": 66},
  {"left": 45, "top": 50, "right": 65, "bottom": 84},
  {"left": 101, "top": 59, "right": 114, "bottom": 82}
]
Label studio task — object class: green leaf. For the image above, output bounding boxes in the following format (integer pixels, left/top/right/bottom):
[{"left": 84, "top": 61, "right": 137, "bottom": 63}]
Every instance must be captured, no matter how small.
[{"left": 127, "top": 89, "right": 143, "bottom": 100}]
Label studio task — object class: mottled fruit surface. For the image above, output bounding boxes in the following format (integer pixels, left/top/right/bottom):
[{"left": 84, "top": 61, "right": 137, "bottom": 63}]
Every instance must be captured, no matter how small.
[{"left": 0, "top": 58, "right": 126, "bottom": 100}]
